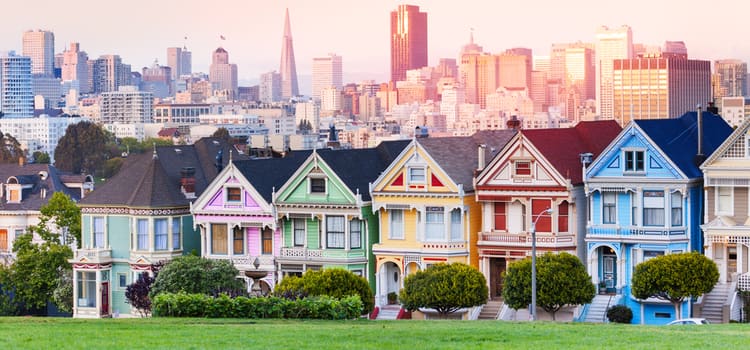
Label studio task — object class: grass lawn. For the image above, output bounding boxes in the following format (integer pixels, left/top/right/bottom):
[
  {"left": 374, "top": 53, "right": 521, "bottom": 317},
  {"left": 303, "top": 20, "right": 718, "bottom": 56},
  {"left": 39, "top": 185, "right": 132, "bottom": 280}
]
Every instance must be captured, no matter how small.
[{"left": 0, "top": 317, "right": 746, "bottom": 349}]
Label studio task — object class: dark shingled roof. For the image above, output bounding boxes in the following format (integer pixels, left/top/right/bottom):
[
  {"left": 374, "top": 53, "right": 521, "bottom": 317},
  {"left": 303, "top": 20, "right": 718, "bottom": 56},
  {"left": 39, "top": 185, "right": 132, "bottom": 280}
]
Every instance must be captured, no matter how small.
[
  {"left": 0, "top": 163, "right": 85, "bottom": 211},
  {"left": 418, "top": 130, "right": 517, "bottom": 191},
  {"left": 523, "top": 120, "right": 622, "bottom": 185},
  {"left": 635, "top": 111, "right": 733, "bottom": 178},
  {"left": 233, "top": 150, "right": 314, "bottom": 203}
]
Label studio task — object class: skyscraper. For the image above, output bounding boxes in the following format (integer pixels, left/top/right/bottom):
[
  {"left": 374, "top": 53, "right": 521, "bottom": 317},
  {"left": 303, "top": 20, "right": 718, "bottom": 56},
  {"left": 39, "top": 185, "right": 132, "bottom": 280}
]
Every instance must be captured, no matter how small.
[
  {"left": 595, "top": 25, "right": 633, "bottom": 120},
  {"left": 62, "top": 42, "right": 90, "bottom": 93},
  {"left": 259, "top": 71, "right": 281, "bottom": 103},
  {"left": 312, "top": 54, "right": 343, "bottom": 101},
  {"left": 279, "top": 8, "right": 299, "bottom": 100},
  {"left": 167, "top": 46, "right": 192, "bottom": 80},
  {"left": 90, "top": 55, "right": 129, "bottom": 94},
  {"left": 209, "top": 47, "right": 238, "bottom": 99},
  {"left": 22, "top": 29, "right": 55, "bottom": 77},
  {"left": 0, "top": 51, "right": 34, "bottom": 118},
  {"left": 390, "top": 4, "right": 427, "bottom": 83},
  {"left": 713, "top": 59, "right": 747, "bottom": 100}
]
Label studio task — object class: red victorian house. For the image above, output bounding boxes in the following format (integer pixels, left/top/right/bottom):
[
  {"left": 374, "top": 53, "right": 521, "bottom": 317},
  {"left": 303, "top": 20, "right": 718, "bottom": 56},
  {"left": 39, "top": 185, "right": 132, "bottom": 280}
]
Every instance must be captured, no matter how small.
[{"left": 473, "top": 121, "right": 621, "bottom": 300}]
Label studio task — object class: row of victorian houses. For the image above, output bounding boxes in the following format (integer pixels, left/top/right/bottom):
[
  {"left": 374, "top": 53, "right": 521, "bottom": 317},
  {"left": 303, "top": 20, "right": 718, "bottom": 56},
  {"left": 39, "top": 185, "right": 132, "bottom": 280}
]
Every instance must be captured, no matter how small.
[{"left": 5, "top": 109, "right": 748, "bottom": 324}]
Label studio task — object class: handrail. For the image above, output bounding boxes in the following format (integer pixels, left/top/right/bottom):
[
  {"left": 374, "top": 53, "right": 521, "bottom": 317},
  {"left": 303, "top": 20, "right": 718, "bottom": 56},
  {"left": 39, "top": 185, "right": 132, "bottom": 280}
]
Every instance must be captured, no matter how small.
[{"left": 603, "top": 295, "right": 613, "bottom": 323}]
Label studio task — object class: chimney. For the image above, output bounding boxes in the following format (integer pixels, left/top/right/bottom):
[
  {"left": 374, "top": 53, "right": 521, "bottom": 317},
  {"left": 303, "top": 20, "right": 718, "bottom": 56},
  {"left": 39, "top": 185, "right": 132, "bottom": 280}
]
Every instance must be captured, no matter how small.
[
  {"left": 477, "top": 144, "right": 487, "bottom": 171},
  {"left": 18, "top": 156, "right": 25, "bottom": 167},
  {"left": 180, "top": 166, "right": 196, "bottom": 198},
  {"left": 506, "top": 115, "right": 521, "bottom": 130},
  {"left": 694, "top": 104, "right": 706, "bottom": 166}
]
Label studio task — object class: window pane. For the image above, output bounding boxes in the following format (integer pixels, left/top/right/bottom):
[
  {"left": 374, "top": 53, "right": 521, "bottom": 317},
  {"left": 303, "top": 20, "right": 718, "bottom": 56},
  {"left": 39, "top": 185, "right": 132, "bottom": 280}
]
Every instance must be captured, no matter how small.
[
  {"left": 558, "top": 202, "right": 569, "bottom": 233},
  {"left": 0, "top": 230, "right": 7, "bottom": 251},
  {"left": 718, "top": 187, "right": 732, "bottom": 213},
  {"left": 76, "top": 271, "right": 97, "bottom": 307},
  {"left": 603, "top": 193, "right": 616, "bottom": 224},
  {"left": 409, "top": 168, "right": 425, "bottom": 182},
  {"left": 137, "top": 219, "right": 148, "bottom": 250},
  {"left": 425, "top": 208, "right": 444, "bottom": 240},
  {"left": 93, "top": 217, "right": 104, "bottom": 248},
  {"left": 227, "top": 187, "right": 241, "bottom": 202},
  {"left": 154, "top": 218, "right": 168, "bottom": 251},
  {"left": 293, "top": 219, "right": 305, "bottom": 246},
  {"left": 643, "top": 191, "right": 665, "bottom": 226},
  {"left": 494, "top": 202, "right": 506, "bottom": 230},
  {"left": 310, "top": 178, "right": 326, "bottom": 193},
  {"left": 211, "top": 224, "right": 227, "bottom": 254},
  {"left": 450, "top": 209, "right": 462, "bottom": 240},
  {"left": 233, "top": 227, "right": 244, "bottom": 255},
  {"left": 390, "top": 210, "right": 404, "bottom": 239},
  {"left": 671, "top": 192, "right": 682, "bottom": 226},
  {"left": 531, "top": 199, "right": 551, "bottom": 231},
  {"left": 515, "top": 161, "right": 531, "bottom": 176},
  {"left": 350, "top": 219, "right": 362, "bottom": 249},
  {"left": 172, "top": 218, "right": 181, "bottom": 249},
  {"left": 262, "top": 228, "right": 273, "bottom": 254},
  {"left": 326, "top": 216, "right": 345, "bottom": 248}
]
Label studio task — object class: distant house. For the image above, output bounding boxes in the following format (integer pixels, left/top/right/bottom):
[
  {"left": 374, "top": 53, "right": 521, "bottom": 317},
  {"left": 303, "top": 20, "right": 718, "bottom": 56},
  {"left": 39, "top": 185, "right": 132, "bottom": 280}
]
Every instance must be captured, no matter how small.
[
  {"left": 70, "top": 138, "right": 246, "bottom": 318},
  {"left": 157, "top": 127, "right": 180, "bottom": 143}
]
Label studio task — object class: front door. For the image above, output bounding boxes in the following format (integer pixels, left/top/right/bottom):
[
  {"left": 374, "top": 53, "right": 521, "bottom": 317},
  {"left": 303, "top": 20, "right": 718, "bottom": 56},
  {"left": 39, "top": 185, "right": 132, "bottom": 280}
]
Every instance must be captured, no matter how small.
[
  {"left": 489, "top": 258, "right": 506, "bottom": 299},
  {"left": 100, "top": 282, "right": 109, "bottom": 316},
  {"left": 602, "top": 255, "right": 617, "bottom": 292}
]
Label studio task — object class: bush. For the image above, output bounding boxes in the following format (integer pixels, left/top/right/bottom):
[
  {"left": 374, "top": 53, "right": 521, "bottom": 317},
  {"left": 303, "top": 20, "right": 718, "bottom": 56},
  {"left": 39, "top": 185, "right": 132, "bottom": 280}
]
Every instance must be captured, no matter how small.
[
  {"left": 274, "top": 269, "right": 373, "bottom": 314},
  {"left": 150, "top": 256, "right": 244, "bottom": 298},
  {"left": 152, "top": 292, "right": 363, "bottom": 320},
  {"left": 606, "top": 305, "right": 633, "bottom": 324},
  {"left": 399, "top": 263, "right": 488, "bottom": 315}
]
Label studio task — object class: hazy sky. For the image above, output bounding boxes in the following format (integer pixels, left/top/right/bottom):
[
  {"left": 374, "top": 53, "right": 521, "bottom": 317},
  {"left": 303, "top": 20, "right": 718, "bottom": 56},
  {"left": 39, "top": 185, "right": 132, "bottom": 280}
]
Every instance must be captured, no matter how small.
[{"left": 2, "top": 0, "right": 749, "bottom": 90}]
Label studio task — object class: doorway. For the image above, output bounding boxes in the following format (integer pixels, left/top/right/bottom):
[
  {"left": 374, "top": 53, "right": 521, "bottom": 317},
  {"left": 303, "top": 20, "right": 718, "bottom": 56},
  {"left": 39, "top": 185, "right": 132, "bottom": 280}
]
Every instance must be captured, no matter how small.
[
  {"left": 489, "top": 258, "right": 506, "bottom": 299},
  {"left": 600, "top": 246, "right": 617, "bottom": 293}
]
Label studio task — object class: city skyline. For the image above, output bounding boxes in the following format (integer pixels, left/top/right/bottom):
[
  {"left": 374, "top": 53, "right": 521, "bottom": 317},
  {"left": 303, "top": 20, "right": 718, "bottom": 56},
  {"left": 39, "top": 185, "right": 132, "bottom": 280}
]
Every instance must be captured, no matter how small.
[{"left": 2, "top": 0, "right": 748, "bottom": 91}]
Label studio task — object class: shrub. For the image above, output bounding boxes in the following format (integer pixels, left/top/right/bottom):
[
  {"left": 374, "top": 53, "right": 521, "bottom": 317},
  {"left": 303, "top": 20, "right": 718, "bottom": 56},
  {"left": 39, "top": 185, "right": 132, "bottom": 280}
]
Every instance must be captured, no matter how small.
[
  {"left": 150, "top": 256, "right": 244, "bottom": 298},
  {"left": 606, "top": 305, "right": 633, "bottom": 324},
  {"left": 274, "top": 269, "right": 373, "bottom": 314},
  {"left": 399, "top": 263, "right": 488, "bottom": 315}
]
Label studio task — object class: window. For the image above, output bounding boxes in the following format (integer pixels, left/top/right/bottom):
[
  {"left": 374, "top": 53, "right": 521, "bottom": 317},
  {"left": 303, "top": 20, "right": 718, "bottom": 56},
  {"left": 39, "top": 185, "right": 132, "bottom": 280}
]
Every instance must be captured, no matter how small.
[
  {"left": 643, "top": 190, "right": 665, "bottom": 226},
  {"left": 624, "top": 150, "right": 645, "bottom": 172},
  {"left": 76, "top": 271, "right": 96, "bottom": 307},
  {"left": 390, "top": 210, "right": 404, "bottom": 239},
  {"left": 514, "top": 161, "right": 531, "bottom": 176},
  {"left": 602, "top": 193, "right": 616, "bottom": 224},
  {"left": 409, "top": 167, "right": 425, "bottom": 183},
  {"left": 310, "top": 178, "right": 326, "bottom": 193},
  {"left": 211, "top": 223, "right": 227, "bottom": 254},
  {"left": 494, "top": 202, "right": 507, "bottom": 230},
  {"left": 532, "top": 199, "right": 552, "bottom": 232},
  {"left": 93, "top": 217, "right": 105, "bottom": 248},
  {"left": 671, "top": 192, "right": 682, "bottom": 226},
  {"left": 117, "top": 273, "right": 127, "bottom": 289},
  {"left": 558, "top": 202, "right": 569, "bottom": 233},
  {"left": 262, "top": 228, "right": 273, "bottom": 254},
  {"left": 717, "top": 187, "right": 732, "bottom": 215},
  {"left": 0, "top": 229, "right": 6, "bottom": 251},
  {"left": 643, "top": 250, "right": 664, "bottom": 261},
  {"left": 136, "top": 218, "right": 148, "bottom": 250},
  {"left": 226, "top": 187, "right": 241, "bottom": 202},
  {"left": 425, "top": 207, "right": 445, "bottom": 241},
  {"left": 154, "top": 218, "right": 168, "bottom": 251},
  {"left": 293, "top": 218, "right": 305, "bottom": 247},
  {"left": 233, "top": 226, "right": 244, "bottom": 255},
  {"left": 350, "top": 219, "right": 362, "bottom": 249},
  {"left": 8, "top": 189, "right": 19, "bottom": 203},
  {"left": 172, "top": 218, "right": 181, "bottom": 249},
  {"left": 326, "top": 216, "right": 345, "bottom": 248},
  {"left": 631, "top": 192, "right": 638, "bottom": 226},
  {"left": 450, "top": 209, "right": 462, "bottom": 240}
]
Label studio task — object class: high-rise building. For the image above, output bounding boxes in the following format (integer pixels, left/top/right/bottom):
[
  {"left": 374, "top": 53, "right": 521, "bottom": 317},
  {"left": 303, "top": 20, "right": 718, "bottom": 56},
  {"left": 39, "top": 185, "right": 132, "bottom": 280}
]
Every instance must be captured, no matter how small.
[
  {"left": 0, "top": 51, "right": 34, "bottom": 118},
  {"left": 595, "top": 25, "right": 633, "bottom": 120},
  {"left": 613, "top": 56, "right": 711, "bottom": 126},
  {"left": 390, "top": 4, "right": 427, "bottom": 83},
  {"left": 141, "top": 60, "right": 172, "bottom": 98},
  {"left": 22, "top": 30, "right": 55, "bottom": 77},
  {"left": 499, "top": 49, "right": 532, "bottom": 91},
  {"left": 91, "top": 55, "right": 130, "bottom": 94},
  {"left": 62, "top": 42, "right": 90, "bottom": 93},
  {"left": 713, "top": 59, "right": 747, "bottom": 100},
  {"left": 209, "top": 47, "right": 238, "bottom": 99},
  {"left": 167, "top": 46, "right": 192, "bottom": 80},
  {"left": 259, "top": 71, "right": 281, "bottom": 103},
  {"left": 100, "top": 86, "right": 154, "bottom": 124},
  {"left": 320, "top": 86, "right": 342, "bottom": 114},
  {"left": 459, "top": 31, "right": 484, "bottom": 105},
  {"left": 279, "top": 8, "right": 299, "bottom": 99},
  {"left": 312, "top": 53, "right": 343, "bottom": 101}
]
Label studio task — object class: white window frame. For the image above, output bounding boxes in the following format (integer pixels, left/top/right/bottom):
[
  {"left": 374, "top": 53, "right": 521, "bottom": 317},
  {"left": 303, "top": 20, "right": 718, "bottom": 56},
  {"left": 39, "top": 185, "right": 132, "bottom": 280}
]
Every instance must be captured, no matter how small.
[
  {"left": 232, "top": 226, "right": 245, "bottom": 255},
  {"left": 513, "top": 161, "right": 532, "bottom": 177},
  {"left": 450, "top": 208, "right": 462, "bottom": 241},
  {"left": 389, "top": 209, "right": 404, "bottom": 239},
  {"left": 116, "top": 272, "right": 128, "bottom": 290},
  {"left": 225, "top": 186, "right": 242, "bottom": 203},
  {"left": 716, "top": 187, "right": 733, "bottom": 216},
  {"left": 309, "top": 177, "right": 327, "bottom": 194},
  {"left": 350, "top": 219, "right": 362, "bottom": 249},
  {"left": 293, "top": 218, "right": 306, "bottom": 247},
  {"left": 326, "top": 215, "right": 345, "bottom": 249},
  {"left": 136, "top": 218, "right": 149, "bottom": 251},
  {"left": 210, "top": 223, "right": 228, "bottom": 255},
  {"left": 424, "top": 207, "right": 445, "bottom": 241},
  {"left": 172, "top": 217, "right": 181, "bottom": 250},
  {"left": 670, "top": 191, "right": 683, "bottom": 227},
  {"left": 602, "top": 193, "right": 616, "bottom": 225},
  {"left": 408, "top": 167, "right": 426, "bottom": 184},
  {"left": 154, "top": 218, "right": 169, "bottom": 251},
  {"left": 643, "top": 190, "right": 665, "bottom": 227},
  {"left": 93, "top": 216, "right": 105, "bottom": 249},
  {"left": 623, "top": 149, "right": 645, "bottom": 173}
]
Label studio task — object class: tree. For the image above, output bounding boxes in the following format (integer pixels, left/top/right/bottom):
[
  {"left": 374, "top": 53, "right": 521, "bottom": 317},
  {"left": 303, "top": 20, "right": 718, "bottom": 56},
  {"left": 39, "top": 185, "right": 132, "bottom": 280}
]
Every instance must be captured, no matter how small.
[
  {"left": 503, "top": 252, "right": 595, "bottom": 320},
  {"left": 399, "top": 263, "right": 488, "bottom": 316},
  {"left": 54, "top": 121, "right": 109, "bottom": 175},
  {"left": 631, "top": 251, "right": 719, "bottom": 318},
  {"left": 212, "top": 128, "right": 233, "bottom": 144},
  {"left": 35, "top": 192, "right": 81, "bottom": 248},
  {"left": 0, "top": 131, "right": 24, "bottom": 164},
  {"left": 276, "top": 268, "right": 374, "bottom": 314},
  {"left": 52, "top": 269, "right": 73, "bottom": 313},
  {"left": 298, "top": 120, "right": 313, "bottom": 135},
  {"left": 149, "top": 255, "right": 244, "bottom": 298},
  {"left": 32, "top": 151, "right": 50, "bottom": 164}
]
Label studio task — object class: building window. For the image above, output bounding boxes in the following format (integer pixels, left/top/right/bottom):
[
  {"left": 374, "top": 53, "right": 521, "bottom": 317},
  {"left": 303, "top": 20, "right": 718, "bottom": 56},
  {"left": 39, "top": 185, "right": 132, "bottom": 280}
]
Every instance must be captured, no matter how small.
[
  {"left": 226, "top": 187, "right": 241, "bottom": 202},
  {"left": 293, "top": 218, "right": 305, "bottom": 247},
  {"left": 514, "top": 161, "right": 531, "bottom": 176},
  {"left": 717, "top": 187, "right": 732, "bottom": 215},
  {"left": 631, "top": 192, "right": 638, "bottom": 226},
  {"left": 624, "top": 150, "right": 645, "bottom": 172},
  {"left": 409, "top": 167, "right": 425, "bottom": 183},
  {"left": 0, "top": 229, "right": 6, "bottom": 252},
  {"left": 154, "top": 218, "right": 168, "bottom": 251},
  {"left": 117, "top": 273, "right": 127, "bottom": 290},
  {"left": 602, "top": 193, "right": 616, "bottom": 224},
  {"left": 425, "top": 207, "right": 445, "bottom": 241},
  {"left": 211, "top": 223, "right": 227, "bottom": 255},
  {"left": 350, "top": 219, "right": 362, "bottom": 249},
  {"left": 262, "top": 228, "right": 273, "bottom": 254},
  {"left": 643, "top": 250, "right": 664, "bottom": 261},
  {"left": 643, "top": 190, "right": 665, "bottom": 226},
  {"left": 494, "top": 202, "right": 507, "bottom": 230},
  {"left": 450, "top": 209, "right": 462, "bottom": 240},
  {"left": 233, "top": 226, "right": 244, "bottom": 255},
  {"left": 532, "top": 199, "right": 552, "bottom": 232},
  {"left": 310, "top": 178, "right": 326, "bottom": 193},
  {"left": 390, "top": 210, "right": 404, "bottom": 239},
  {"left": 671, "top": 192, "right": 683, "bottom": 226},
  {"left": 326, "top": 216, "right": 345, "bottom": 249},
  {"left": 93, "top": 217, "right": 105, "bottom": 248},
  {"left": 76, "top": 271, "right": 96, "bottom": 307},
  {"left": 172, "top": 218, "right": 181, "bottom": 250},
  {"left": 136, "top": 218, "right": 148, "bottom": 251},
  {"left": 558, "top": 202, "right": 569, "bottom": 233}
]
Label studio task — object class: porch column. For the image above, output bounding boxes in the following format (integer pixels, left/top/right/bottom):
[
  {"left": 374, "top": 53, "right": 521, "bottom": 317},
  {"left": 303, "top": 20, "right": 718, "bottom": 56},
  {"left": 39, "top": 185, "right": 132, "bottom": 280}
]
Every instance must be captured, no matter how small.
[
  {"left": 738, "top": 242, "right": 745, "bottom": 275},
  {"left": 72, "top": 269, "right": 78, "bottom": 317},
  {"left": 96, "top": 270, "right": 102, "bottom": 316},
  {"left": 618, "top": 254, "right": 625, "bottom": 291}
]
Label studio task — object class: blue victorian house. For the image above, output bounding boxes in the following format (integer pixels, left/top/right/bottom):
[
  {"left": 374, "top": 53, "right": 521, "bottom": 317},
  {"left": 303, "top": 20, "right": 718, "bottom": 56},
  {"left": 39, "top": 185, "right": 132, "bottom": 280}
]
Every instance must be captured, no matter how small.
[{"left": 582, "top": 110, "right": 732, "bottom": 324}]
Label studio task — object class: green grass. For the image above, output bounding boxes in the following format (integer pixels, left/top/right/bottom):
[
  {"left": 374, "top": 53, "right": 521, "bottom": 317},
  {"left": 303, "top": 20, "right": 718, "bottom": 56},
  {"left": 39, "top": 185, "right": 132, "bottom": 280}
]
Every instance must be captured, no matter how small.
[{"left": 0, "top": 317, "right": 746, "bottom": 349}]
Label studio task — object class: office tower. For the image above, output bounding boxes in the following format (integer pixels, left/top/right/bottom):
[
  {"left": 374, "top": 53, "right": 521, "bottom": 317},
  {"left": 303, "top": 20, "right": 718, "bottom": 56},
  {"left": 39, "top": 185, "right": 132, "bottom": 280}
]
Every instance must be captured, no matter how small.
[
  {"left": 713, "top": 59, "right": 747, "bottom": 100},
  {"left": 613, "top": 55, "right": 710, "bottom": 126},
  {"left": 22, "top": 29, "right": 55, "bottom": 77},
  {"left": 499, "top": 48, "right": 532, "bottom": 91},
  {"left": 663, "top": 41, "right": 688, "bottom": 59},
  {"left": 312, "top": 53, "right": 343, "bottom": 101},
  {"left": 259, "top": 71, "right": 281, "bottom": 103},
  {"left": 295, "top": 101, "right": 320, "bottom": 132},
  {"left": 390, "top": 4, "right": 427, "bottom": 83},
  {"left": 463, "top": 54, "right": 501, "bottom": 108},
  {"left": 320, "top": 86, "right": 342, "bottom": 114},
  {"left": 62, "top": 43, "right": 89, "bottom": 93},
  {"left": 167, "top": 46, "right": 192, "bottom": 80},
  {"left": 91, "top": 55, "right": 129, "bottom": 93},
  {"left": 279, "top": 8, "right": 299, "bottom": 99},
  {"left": 100, "top": 86, "right": 154, "bottom": 124},
  {"left": 595, "top": 25, "right": 633, "bottom": 120},
  {"left": 0, "top": 51, "right": 34, "bottom": 118},
  {"left": 141, "top": 60, "right": 172, "bottom": 98},
  {"left": 209, "top": 47, "right": 238, "bottom": 99}
]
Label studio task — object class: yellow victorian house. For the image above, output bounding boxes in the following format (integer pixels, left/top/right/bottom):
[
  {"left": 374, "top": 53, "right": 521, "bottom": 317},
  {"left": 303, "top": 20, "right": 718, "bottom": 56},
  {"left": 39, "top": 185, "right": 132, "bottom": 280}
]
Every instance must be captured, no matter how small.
[{"left": 369, "top": 130, "right": 515, "bottom": 309}]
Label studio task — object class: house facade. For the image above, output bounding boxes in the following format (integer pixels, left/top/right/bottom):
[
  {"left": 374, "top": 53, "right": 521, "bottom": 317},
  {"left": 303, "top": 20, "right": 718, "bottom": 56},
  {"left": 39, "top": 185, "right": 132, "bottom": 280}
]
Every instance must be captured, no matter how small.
[
  {"left": 585, "top": 111, "right": 732, "bottom": 324},
  {"left": 370, "top": 131, "right": 515, "bottom": 307},
  {"left": 474, "top": 121, "right": 620, "bottom": 300}
]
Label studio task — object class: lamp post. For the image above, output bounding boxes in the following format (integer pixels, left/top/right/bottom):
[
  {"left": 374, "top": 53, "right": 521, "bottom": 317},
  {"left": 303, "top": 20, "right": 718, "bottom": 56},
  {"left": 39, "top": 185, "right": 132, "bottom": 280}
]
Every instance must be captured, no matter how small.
[{"left": 531, "top": 207, "right": 552, "bottom": 321}]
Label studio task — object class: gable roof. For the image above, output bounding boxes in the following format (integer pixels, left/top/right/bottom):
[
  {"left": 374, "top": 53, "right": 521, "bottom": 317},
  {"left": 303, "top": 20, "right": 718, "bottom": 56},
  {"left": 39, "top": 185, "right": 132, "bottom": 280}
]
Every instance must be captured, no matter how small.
[
  {"left": 233, "top": 150, "right": 313, "bottom": 203},
  {"left": 523, "top": 120, "right": 622, "bottom": 185},
  {"left": 0, "top": 163, "right": 86, "bottom": 211},
  {"left": 635, "top": 111, "right": 732, "bottom": 178},
  {"left": 417, "top": 130, "right": 517, "bottom": 191},
  {"left": 702, "top": 114, "right": 750, "bottom": 168}
]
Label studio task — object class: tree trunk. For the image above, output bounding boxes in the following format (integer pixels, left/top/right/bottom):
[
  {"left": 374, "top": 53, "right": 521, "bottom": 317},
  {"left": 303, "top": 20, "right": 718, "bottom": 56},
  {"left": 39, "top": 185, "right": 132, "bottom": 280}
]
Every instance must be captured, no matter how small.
[{"left": 674, "top": 302, "right": 681, "bottom": 320}]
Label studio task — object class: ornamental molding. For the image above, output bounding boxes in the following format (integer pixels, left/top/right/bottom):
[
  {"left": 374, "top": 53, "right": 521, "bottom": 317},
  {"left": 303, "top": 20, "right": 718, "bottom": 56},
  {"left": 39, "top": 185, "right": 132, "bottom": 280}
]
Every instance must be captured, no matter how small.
[{"left": 81, "top": 207, "right": 191, "bottom": 216}]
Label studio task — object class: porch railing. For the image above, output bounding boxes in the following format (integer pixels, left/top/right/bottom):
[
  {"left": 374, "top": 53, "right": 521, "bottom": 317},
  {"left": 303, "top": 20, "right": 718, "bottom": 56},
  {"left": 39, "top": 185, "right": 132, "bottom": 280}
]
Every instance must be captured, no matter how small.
[
  {"left": 737, "top": 273, "right": 750, "bottom": 292},
  {"left": 587, "top": 226, "right": 686, "bottom": 238},
  {"left": 479, "top": 232, "right": 575, "bottom": 246},
  {"left": 74, "top": 248, "right": 112, "bottom": 262},
  {"left": 280, "top": 247, "right": 324, "bottom": 260}
]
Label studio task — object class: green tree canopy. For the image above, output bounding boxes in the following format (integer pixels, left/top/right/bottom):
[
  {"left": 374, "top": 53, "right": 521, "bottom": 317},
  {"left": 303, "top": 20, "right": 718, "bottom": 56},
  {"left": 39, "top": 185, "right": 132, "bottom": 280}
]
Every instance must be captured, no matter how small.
[
  {"left": 54, "top": 121, "right": 109, "bottom": 175},
  {"left": 631, "top": 251, "right": 719, "bottom": 318},
  {"left": 399, "top": 263, "right": 488, "bottom": 316},
  {"left": 35, "top": 192, "right": 81, "bottom": 248},
  {"left": 275, "top": 268, "right": 374, "bottom": 314},
  {"left": 212, "top": 128, "right": 232, "bottom": 143},
  {"left": 32, "top": 151, "right": 50, "bottom": 164},
  {"left": 0, "top": 131, "right": 25, "bottom": 164},
  {"left": 149, "top": 255, "right": 244, "bottom": 298},
  {"left": 503, "top": 252, "right": 595, "bottom": 320}
]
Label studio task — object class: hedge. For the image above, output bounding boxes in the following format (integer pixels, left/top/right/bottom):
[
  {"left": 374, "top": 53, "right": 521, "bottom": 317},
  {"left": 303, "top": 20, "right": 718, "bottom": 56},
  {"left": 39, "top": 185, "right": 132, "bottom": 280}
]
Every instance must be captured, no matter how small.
[{"left": 152, "top": 292, "right": 363, "bottom": 320}]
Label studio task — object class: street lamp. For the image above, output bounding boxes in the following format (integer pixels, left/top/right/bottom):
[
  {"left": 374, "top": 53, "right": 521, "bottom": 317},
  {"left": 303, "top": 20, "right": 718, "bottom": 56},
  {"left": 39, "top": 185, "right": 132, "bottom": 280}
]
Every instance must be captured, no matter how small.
[{"left": 531, "top": 207, "right": 553, "bottom": 321}]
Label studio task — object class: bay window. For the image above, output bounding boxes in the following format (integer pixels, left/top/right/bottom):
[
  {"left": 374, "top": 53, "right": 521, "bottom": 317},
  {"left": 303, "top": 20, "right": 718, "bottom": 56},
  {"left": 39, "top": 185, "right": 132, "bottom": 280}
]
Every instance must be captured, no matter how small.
[
  {"left": 643, "top": 190, "right": 665, "bottom": 226},
  {"left": 390, "top": 210, "right": 404, "bottom": 239},
  {"left": 326, "top": 216, "right": 345, "bottom": 248},
  {"left": 154, "top": 218, "right": 168, "bottom": 251},
  {"left": 602, "top": 193, "right": 616, "bottom": 224},
  {"left": 425, "top": 207, "right": 444, "bottom": 241},
  {"left": 450, "top": 209, "right": 462, "bottom": 240},
  {"left": 293, "top": 218, "right": 305, "bottom": 246},
  {"left": 233, "top": 226, "right": 244, "bottom": 255},
  {"left": 136, "top": 218, "right": 148, "bottom": 250},
  {"left": 671, "top": 192, "right": 682, "bottom": 226},
  {"left": 93, "top": 217, "right": 104, "bottom": 248},
  {"left": 211, "top": 223, "right": 227, "bottom": 254},
  {"left": 350, "top": 219, "right": 362, "bottom": 249}
]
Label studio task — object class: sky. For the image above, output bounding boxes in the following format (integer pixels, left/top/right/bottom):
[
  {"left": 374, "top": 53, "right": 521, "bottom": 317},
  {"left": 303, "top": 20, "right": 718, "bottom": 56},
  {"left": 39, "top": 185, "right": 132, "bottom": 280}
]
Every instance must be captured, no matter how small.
[{"left": 2, "top": 0, "right": 749, "bottom": 94}]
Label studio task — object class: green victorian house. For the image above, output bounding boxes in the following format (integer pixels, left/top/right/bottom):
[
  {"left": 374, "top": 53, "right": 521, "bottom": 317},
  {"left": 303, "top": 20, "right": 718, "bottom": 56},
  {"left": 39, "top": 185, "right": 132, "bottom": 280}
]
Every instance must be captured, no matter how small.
[{"left": 273, "top": 141, "right": 408, "bottom": 291}]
